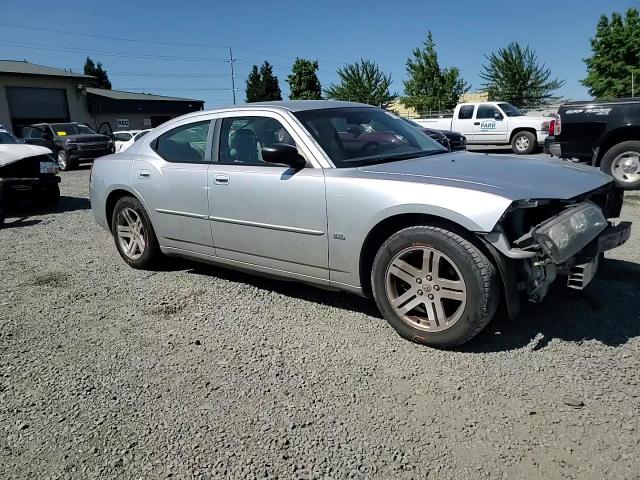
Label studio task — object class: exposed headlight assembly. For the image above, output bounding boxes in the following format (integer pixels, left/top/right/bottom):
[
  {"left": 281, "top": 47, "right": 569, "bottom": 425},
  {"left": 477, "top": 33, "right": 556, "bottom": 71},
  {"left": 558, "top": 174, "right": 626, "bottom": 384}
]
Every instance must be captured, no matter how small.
[{"left": 532, "top": 202, "right": 607, "bottom": 263}]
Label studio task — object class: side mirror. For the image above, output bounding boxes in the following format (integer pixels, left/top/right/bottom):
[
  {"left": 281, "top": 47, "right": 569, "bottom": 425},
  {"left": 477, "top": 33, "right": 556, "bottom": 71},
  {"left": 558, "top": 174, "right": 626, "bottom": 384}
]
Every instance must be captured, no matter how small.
[
  {"left": 494, "top": 112, "right": 504, "bottom": 121},
  {"left": 261, "top": 143, "right": 306, "bottom": 169}
]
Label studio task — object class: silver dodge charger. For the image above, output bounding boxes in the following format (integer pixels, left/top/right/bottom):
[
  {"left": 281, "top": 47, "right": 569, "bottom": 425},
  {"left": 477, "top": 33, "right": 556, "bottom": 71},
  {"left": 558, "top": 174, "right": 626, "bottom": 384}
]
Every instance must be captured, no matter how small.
[{"left": 90, "top": 101, "right": 631, "bottom": 348}]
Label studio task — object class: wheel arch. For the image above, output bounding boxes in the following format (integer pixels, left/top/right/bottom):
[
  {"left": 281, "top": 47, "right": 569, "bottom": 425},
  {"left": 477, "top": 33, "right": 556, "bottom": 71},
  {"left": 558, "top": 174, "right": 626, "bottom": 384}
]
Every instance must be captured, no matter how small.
[
  {"left": 358, "top": 212, "right": 519, "bottom": 319},
  {"left": 105, "top": 188, "right": 145, "bottom": 232},
  {"left": 593, "top": 126, "right": 640, "bottom": 166},
  {"left": 509, "top": 127, "right": 537, "bottom": 143}
]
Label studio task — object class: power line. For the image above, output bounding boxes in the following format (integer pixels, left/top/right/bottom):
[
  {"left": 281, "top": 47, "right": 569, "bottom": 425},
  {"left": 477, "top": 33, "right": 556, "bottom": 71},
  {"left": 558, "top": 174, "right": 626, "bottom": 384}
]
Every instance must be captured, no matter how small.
[
  {"left": 0, "top": 40, "right": 230, "bottom": 62},
  {"left": 0, "top": 22, "right": 349, "bottom": 65}
]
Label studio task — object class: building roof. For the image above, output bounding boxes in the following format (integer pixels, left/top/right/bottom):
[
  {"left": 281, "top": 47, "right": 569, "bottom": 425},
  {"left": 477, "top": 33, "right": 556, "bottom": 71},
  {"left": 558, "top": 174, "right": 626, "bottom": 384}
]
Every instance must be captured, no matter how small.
[
  {"left": 0, "top": 60, "right": 92, "bottom": 78},
  {"left": 86, "top": 87, "right": 203, "bottom": 103}
]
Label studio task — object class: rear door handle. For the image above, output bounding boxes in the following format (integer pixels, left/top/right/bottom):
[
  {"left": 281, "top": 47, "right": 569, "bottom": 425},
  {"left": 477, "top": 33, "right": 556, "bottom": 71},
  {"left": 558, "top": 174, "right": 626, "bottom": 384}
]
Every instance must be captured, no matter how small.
[
  {"left": 138, "top": 169, "right": 151, "bottom": 178},
  {"left": 474, "top": 122, "right": 480, "bottom": 125},
  {"left": 214, "top": 174, "right": 229, "bottom": 185}
]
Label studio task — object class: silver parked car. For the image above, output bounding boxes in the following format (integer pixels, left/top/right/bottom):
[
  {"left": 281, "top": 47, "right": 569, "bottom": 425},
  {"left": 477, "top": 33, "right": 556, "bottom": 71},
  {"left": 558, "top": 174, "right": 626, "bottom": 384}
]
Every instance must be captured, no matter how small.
[{"left": 90, "top": 101, "right": 631, "bottom": 348}]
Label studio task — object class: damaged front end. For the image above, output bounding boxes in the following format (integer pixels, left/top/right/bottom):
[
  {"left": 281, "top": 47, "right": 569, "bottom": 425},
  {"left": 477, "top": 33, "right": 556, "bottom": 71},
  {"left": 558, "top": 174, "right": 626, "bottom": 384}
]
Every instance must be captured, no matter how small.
[{"left": 482, "top": 184, "right": 630, "bottom": 306}]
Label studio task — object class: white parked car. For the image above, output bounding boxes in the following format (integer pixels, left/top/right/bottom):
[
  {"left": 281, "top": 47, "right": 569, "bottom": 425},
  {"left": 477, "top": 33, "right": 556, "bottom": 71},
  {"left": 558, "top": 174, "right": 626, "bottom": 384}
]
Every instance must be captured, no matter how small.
[
  {"left": 415, "top": 102, "right": 551, "bottom": 154},
  {"left": 113, "top": 130, "right": 151, "bottom": 152}
]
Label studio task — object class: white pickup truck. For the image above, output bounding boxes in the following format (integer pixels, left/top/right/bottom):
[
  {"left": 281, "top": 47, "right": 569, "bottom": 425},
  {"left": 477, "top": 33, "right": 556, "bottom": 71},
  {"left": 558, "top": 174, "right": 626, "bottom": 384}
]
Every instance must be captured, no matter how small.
[{"left": 415, "top": 102, "right": 551, "bottom": 154}]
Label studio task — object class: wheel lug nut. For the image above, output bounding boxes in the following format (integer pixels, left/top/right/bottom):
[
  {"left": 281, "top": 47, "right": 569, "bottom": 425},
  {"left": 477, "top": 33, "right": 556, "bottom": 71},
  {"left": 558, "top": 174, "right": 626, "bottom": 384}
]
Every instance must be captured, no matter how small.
[
  {"left": 416, "top": 278, "right": 422, "bottom": 284},
  {"left": 417, "top": 290, "right": 423, "bottom": 296},
  {"left": 428, "top": 294, "right": 434, "bottom": 300},
  {"left": 426, "top": 275, "right": 432, "bottom": 281},
  {"left": 434, "top": 285, "right": 440, "bottom": 291}
]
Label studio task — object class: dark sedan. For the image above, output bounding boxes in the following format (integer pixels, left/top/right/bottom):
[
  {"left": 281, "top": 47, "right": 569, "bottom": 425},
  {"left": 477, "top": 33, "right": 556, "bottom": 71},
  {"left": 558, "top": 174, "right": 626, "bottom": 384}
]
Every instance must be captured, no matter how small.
[{"left": 402, "top": 118, "right": 466, "bottom": 151}]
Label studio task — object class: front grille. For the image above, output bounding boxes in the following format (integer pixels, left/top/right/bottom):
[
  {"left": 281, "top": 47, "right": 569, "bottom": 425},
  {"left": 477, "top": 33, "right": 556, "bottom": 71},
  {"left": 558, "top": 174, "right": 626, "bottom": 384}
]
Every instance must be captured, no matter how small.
[{"left": 78, "top": 142, "right": 109, "bottom": 151}]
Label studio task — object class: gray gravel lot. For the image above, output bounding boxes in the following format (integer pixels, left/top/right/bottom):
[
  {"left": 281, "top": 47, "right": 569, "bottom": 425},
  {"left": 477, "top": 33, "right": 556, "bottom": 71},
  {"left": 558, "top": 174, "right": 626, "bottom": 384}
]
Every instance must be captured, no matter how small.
[{"left": 1, "top": 167, "right": 639, "bottom": 479}]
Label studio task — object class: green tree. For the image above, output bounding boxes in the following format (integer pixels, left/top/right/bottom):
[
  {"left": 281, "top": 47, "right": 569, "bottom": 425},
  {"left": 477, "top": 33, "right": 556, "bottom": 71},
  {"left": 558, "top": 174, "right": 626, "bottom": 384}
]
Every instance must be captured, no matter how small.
[
  {"left": 245, "top": 61, "right": 282, "bottom": 102},
  {"left": 582, "top": 8, "right": 640, "bottom": 98},
  {"left": 83, "top": 57, "right": 112, "bottom": 89},
  {"left": 479, "top": 42, "right": 564, "bottom": 107},
  {"left": 402, "top": 31, "right": 469, "bottom": 112},
  {"left": 325, "top": 59, "right": 396, "bottom": 108},
  {"left": 287, "top": 58, "right": 322, "bottom": 100},
  {"left": 245, "top": 65, "right": 263, "bottom": 102}
]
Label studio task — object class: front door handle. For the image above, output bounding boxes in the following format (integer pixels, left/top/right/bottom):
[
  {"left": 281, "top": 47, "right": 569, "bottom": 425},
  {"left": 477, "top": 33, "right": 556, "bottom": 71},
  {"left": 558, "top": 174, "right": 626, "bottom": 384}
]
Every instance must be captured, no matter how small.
[
  {"left": 474, "top": 122, "right": 480, "bottom": 125},
  {"left": 214, "top": 174, "right": 229, "bottom": 185},
  {"left": 138, "top": 169, "right": 151, "bottom": 179}
]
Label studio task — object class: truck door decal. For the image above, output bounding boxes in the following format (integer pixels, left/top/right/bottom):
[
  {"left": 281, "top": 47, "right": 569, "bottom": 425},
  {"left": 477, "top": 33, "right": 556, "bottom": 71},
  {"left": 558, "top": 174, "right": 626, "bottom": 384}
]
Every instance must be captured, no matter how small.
[{"left": 480, "top": 120, "right": 496, "bottom": 130}]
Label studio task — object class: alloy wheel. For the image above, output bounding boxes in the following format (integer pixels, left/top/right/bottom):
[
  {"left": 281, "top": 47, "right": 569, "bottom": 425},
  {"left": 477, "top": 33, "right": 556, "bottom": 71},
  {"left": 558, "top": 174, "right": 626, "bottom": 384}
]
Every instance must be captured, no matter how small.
[
  {"left": 116, "top": 207, "right": 146, "bottom": 260},
  {"left": 57, "top": 151, "right": 68, "bottom": 170},
  {"left": 385, "top": 246, "right": 467, "bottom": 332},
  {"left": 515, "top": 135, "right": 530, "bottom": 152},
  {"left": 611, "top": 151, "right": 640, "bottom": 185}
]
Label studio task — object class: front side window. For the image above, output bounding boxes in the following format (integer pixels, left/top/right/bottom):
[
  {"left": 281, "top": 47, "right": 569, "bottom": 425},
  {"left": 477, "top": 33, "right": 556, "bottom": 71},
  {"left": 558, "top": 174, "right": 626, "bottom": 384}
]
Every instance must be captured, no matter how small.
[
  {"left": 24, "top": 127, "right": 44, "bottom": 139},
  {"left": 294, "top": 107, "right": 446, "bottom": 168},
  {"left": 476, "top": 105, "right": 503, "bottom": 120},
  {"left": 218, "top": 116, "right": 296, "bottom": 165},
  {"left": 458, "top": 105, "right": 475, "bottom": 119},
  {"left": 498, "top": 103, "right": 524, "bottom": 117},
  {"left": 114, "top": 132, "right": 132, "bottom": 142},
  {"left": 154, "top": 121, "right": 210, "bottom": 163}
]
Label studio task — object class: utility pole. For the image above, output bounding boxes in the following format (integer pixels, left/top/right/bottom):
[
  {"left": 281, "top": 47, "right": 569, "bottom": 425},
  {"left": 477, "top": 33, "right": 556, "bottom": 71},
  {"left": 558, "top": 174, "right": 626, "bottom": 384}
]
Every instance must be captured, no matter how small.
[
  {"left": 229, "top": 47, "right": 236, "bottom": 105},
  {"left": 633, "top": 70, "right": 635, "bottom": 98}
]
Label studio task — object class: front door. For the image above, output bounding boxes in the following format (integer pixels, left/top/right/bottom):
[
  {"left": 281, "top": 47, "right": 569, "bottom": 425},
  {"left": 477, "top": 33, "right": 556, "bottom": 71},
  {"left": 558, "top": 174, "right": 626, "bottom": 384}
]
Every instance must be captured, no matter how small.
[
  {"left": 208, "top": 112, "right": 329, "bottom": 281},
  {"left": 473, "top": 105, "right": 508, "bottom": 143},
  {"left": 132, "top": 118, "right": 215, "bottom": 256}
]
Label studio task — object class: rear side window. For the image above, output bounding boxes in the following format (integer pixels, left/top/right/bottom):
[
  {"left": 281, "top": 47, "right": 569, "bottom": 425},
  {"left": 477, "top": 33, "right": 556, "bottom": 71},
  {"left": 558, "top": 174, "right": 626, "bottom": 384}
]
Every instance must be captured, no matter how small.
[
  {"left": 153, "top": 121, "right": 210, "bottom": 163},
  {"left": 458, "top": 105, "right": 475, "bottom": 119}
]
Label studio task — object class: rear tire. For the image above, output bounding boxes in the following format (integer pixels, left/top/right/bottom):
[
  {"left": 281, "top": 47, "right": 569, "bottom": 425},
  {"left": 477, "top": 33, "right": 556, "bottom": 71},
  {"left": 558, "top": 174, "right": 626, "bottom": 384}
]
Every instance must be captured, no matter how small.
[
  {"left": 600, "top": 141, "right": 640, "bottom": 190},
  {"left": 371, "top": 225, "right": 500, "bottom": 348},
  {"left": 511, "top": 131, "right": 536, "bottom": 155},
  {"left": 111, "top": 196, "right": 160, "bottom": 269}
]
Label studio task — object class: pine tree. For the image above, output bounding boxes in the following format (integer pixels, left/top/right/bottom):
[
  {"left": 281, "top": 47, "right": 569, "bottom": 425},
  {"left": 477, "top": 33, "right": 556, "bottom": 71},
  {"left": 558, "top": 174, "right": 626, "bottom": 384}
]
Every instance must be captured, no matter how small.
[
  {"left": 83, "top": 57, "right": 111, "bottom": 89},
  {"left": 245, "top": 65, "right": 263, "bottom": 102},
  {"left": 287, "top": 58, "right": 322, "bottom": 100},
  {"left": 402, "top": 32, "right": 469, "bottom": 112},
  {"left": 259, "top": 62, "right": 282, "bottom": 101},
  {"left": 582, "top": 8, "right": 640, "bottom": 98},
  {"left": 325, "top": 59, "right": 396, "bottom": 108},
  {"left": 245, "top": 62, "right": 282, "bottom": 102},
  {"left": 479, "top": 42, "right": 564, "bottom": 107}
]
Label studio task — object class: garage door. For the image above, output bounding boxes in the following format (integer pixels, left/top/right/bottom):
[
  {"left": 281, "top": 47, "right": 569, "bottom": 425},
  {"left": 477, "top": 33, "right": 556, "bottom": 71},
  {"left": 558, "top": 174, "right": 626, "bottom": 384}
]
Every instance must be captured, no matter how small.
[{"left": 6, "top": 86, "right": 70, "bottom": 134}]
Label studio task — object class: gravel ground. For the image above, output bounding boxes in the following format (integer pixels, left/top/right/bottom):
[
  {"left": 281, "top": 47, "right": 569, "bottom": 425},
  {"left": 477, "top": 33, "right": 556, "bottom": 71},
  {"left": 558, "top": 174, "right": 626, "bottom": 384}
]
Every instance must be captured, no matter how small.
[{"left": 1, "top": 168, "right": 639, "bottom": 480}]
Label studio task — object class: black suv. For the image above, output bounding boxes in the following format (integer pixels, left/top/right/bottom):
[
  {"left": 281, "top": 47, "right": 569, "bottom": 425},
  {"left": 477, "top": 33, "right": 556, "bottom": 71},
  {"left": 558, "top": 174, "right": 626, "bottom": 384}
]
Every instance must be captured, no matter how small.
[{"left": 21, "top": 122, "right": 115, "bottom": 171}]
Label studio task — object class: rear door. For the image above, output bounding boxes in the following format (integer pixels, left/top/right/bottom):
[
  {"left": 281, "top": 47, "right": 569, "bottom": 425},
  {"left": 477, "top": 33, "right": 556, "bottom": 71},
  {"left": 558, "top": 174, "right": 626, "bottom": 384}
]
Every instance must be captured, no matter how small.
[
  {"left": 473, "top": 105, "right": 508, "bottom": 143},
  {"left": 451, "top": 105, "right": 476, "bottom": 137},
  {"left": 132, "top": 117, "right": 216, "bottom": 256}
]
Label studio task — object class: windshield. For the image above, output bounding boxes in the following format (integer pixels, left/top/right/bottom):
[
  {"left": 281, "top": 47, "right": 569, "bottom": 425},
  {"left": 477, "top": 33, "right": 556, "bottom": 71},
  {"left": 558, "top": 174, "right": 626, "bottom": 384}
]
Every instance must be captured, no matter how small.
[
  {"left": 497, "top": 103, "right": 524, "bottom": 117},
  {"left": 0, "top": 130, "right": 21, "bottom": 144},
  {"left": 49, "top": 123, "right": 97, "bottom": 136},
  {"left": 294, "top": 107, "right": 446, "bottom": 168}
]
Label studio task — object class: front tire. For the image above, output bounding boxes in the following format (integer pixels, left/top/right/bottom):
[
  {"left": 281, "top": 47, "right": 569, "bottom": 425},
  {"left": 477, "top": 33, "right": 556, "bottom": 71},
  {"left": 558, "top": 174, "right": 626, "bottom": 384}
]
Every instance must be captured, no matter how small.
[
  {"left": 600, "top": 141, "right": 640, "bottom": 190},
  {"left": 56, "top": 150, "right": 72, "bottom": 171},
  {"left": 511, "top": 131, "right": 536, "bottom": 155},
  {"left": 111, "top": 196, "right": 160, "bottom": 269},
  {"left": 371, "top": 225, "right": 500, "bottom": 348}
]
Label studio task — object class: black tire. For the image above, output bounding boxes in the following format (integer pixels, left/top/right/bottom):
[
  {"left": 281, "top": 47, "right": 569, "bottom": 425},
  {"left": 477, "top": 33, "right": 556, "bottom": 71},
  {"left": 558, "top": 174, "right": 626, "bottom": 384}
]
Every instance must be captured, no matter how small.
[
  {"left": 511, "top": 131, "right": 536, "bottom": 155},
  {"left": 111, "top": 196, "right": 160, "bottom": 269},
  {"left": 56, "top": 150, "right": 73, "bottom": 171},
  {"left": 35, "top": 184, "right": 60, "bottom": 208},
  {"left": 600, "top": 141, "right": 640, "bottom": 190},
  {"left": 371, "top": 225, "right": 500, "bottom": 348}
]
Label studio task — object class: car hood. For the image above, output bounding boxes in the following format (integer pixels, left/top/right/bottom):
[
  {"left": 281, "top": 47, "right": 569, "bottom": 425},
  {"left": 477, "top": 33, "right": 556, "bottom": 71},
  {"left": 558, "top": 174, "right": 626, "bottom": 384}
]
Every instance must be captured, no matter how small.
[
  {"left": 55, "top": 134, "right": 109, "bottom": 143},
  {"left": 0, "top": 144, "right": 53, "bottom": 167},
  {"left": 356, "top": 152, "right": 612, "bottom": 201}
]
